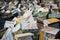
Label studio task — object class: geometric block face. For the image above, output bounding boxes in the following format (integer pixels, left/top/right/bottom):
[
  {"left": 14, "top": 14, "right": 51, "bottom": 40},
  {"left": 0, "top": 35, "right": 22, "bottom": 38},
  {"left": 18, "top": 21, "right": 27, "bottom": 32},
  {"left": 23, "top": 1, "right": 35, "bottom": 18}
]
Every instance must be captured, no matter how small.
[{"left": 18, "top": 36, "right": 33, "bottom": 40}]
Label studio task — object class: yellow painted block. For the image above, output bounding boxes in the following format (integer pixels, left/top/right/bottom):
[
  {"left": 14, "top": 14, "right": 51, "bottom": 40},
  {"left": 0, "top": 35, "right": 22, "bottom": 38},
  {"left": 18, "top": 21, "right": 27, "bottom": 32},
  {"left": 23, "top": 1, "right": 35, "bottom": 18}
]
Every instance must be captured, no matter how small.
[
  {"left": 14, "top": 33, "right": 33, "bottom": 40},
  {"left": 39, "top": 31, "right": 44, "bottom": 40},
  {"left": 47, "top": 18, "right": 59, "bottom": 23},
  {"left": 16, "top": 16, "right": 24, "bottom": 24}
]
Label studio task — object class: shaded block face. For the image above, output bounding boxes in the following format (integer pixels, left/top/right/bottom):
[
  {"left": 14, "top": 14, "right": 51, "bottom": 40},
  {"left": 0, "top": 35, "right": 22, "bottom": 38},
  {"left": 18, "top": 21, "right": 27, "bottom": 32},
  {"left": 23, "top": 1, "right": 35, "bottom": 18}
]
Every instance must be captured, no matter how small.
[
  {"left": 48, "top": 22, "right": 60, "bottom": 29},
  {"left": 55, "top": 31, "right": 60, "bottom": 39},
  {"left": 18, "top": 36, "right": 33, "bottom": 40},
  {"left": 0, "top": 18, "right": 6, "bottom": 30}
]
